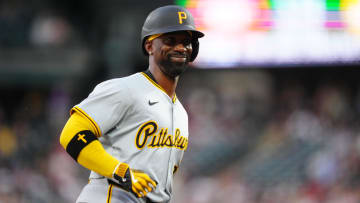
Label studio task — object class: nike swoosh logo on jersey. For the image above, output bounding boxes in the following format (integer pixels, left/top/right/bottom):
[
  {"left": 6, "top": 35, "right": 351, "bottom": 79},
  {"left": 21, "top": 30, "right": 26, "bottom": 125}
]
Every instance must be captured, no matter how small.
[{"left": 148, "top": 100, "right": 159, "bottom": 106}]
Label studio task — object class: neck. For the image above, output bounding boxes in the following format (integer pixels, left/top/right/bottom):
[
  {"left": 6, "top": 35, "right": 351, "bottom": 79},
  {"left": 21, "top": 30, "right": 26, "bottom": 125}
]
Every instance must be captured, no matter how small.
[{"left": 148, "top": 65, "right": 178, "bottom": 99}]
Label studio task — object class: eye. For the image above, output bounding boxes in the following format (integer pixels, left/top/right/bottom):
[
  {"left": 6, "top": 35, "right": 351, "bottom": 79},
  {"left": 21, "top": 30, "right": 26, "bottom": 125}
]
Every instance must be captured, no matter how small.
[
  {"left": 163, "top": 36, "right": 176, "bottom": 46},
  {"left": 182, "top": 39, "right": 192, "bottom": 47}
]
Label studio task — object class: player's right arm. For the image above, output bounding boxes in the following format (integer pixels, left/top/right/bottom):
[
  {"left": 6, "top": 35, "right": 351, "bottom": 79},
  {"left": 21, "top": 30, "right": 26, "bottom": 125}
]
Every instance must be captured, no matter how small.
[{"left": 59, "top": 110, "right": 157, "bottom": 197}]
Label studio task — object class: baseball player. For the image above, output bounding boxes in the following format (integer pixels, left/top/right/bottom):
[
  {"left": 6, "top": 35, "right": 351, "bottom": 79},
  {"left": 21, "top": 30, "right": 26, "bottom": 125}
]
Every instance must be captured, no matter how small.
[{"left": 59, "top": 5, "right": 204, "bottom": 203}]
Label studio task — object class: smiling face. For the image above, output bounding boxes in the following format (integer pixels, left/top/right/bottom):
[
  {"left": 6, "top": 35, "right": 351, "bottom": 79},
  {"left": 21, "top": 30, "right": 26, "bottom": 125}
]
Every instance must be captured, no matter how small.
[{"left": 146, "top": 31, "right": 193, "bottom": 79}]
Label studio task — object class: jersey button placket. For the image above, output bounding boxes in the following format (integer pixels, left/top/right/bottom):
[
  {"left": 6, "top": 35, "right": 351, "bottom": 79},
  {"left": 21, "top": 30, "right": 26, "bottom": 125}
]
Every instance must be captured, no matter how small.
[{"left": 166, "top": 100, "right": 175, "bottom": 192}]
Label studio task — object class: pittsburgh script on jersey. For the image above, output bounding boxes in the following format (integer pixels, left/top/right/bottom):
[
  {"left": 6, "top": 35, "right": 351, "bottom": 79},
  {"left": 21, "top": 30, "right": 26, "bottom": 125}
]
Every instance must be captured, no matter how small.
[{"left": 135, "top": 121, "right": 188, "bottom": 150}]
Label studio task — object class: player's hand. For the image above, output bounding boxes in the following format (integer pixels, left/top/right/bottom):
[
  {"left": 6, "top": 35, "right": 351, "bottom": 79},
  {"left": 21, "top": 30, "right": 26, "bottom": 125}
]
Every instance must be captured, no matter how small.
[
  {"left": 130, "top": 169, "right": 157, "bottom": 197},
  {"left": 113, "top": 163, "right": 157, "bottom": 198}
]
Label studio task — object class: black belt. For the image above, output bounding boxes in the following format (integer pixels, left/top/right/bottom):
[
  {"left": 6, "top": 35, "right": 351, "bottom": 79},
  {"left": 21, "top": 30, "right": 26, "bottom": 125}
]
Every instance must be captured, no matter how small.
[{"left": 107, "top": 179, "right": 156, "bottom": 203}]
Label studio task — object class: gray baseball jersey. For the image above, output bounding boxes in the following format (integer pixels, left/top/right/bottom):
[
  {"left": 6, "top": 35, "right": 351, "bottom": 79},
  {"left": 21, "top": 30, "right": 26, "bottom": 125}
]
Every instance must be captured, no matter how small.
[{"left": 72, "top": 72, "right": 189, "bottom": 203}]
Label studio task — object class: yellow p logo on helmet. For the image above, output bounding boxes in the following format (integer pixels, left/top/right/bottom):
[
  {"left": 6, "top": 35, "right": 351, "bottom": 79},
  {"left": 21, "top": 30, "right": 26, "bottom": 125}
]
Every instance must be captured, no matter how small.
[{"left": 178, "top": 11, "right": 187, "bottom": 24}]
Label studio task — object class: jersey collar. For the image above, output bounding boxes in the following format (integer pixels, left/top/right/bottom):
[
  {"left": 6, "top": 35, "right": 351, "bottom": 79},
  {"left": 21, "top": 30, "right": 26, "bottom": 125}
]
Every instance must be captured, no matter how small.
[{"left": 141, "top": 70, "right": 177, "bottom": 103}]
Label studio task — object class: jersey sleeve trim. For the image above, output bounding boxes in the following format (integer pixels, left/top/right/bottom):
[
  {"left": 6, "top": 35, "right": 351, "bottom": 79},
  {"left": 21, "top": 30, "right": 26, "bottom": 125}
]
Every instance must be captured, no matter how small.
[
  {"left": 141, "top": 72, "right": 177, "bottom": 103},
  {"left": 71, "top": 106, "right": 102, "bottom": 137}
]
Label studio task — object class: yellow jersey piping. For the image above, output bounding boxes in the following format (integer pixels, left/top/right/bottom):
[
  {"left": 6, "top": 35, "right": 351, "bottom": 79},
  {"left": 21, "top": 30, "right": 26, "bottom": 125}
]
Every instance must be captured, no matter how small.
[
  {"left": 107, "top": 184, "right": 113, "bottom": 203},
  {"left": 141, "top": 72, "right": 177, "bottom": 103},
  {"left": 71, "top": 106, "right": 102, "bottom": 137}
]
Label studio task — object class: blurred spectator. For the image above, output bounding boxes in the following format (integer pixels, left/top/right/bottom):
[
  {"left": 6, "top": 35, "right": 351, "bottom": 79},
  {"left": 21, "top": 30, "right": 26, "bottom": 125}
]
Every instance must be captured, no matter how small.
[{"left": 30, "top": 10, "right": 74, "bottom": 47}]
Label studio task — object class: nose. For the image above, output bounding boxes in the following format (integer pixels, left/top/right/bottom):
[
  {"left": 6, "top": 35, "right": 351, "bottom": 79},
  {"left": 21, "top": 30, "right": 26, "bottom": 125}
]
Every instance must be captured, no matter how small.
[{"left": 174, "top": 43, "right": 187, "bottom": 52}]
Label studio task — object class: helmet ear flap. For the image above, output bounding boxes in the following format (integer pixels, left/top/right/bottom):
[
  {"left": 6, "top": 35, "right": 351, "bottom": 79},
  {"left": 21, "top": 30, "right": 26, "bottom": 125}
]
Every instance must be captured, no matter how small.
[{"left": 190, "top": 38, "right": 199, "bottom": 62}]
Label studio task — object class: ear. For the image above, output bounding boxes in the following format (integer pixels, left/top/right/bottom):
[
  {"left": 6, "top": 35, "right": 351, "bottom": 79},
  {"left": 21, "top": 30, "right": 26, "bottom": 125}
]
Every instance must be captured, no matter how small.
[{"left": 144, "top": 40, "right": 153, "bottom": 55}]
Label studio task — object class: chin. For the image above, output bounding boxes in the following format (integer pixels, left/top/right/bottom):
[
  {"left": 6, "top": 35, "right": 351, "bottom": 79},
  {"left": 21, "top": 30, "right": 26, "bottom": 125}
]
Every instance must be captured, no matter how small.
[{"left": 161, "top": 61, "right": 188, "bottom": 78}]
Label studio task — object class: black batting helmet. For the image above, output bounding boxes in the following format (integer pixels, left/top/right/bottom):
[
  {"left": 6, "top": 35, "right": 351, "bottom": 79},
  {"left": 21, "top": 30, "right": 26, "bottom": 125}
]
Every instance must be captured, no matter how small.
[{"left": 141, "top": 5, "right": 205, "bottom": 62}]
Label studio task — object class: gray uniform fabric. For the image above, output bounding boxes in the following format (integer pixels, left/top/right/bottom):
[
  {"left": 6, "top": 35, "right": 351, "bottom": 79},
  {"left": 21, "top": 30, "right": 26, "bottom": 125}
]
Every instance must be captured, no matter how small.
[{"left": 74, "top": 72, "right": 189, "bottom": 203}]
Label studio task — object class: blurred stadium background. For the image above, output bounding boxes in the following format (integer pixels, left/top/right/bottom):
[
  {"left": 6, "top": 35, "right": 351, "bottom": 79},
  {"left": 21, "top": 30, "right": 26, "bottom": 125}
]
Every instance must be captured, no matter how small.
[{"left": 1, "top": 0, "right": 360, "bottom": 202}]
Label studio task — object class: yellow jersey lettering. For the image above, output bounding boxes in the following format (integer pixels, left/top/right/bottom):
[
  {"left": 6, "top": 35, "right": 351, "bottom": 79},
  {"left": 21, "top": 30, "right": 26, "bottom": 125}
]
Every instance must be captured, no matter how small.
[
  {"left": 183, "top": 139, "right": 188, "bottom": 150},
  {"left": 136, "top": 122, "right": 188, "bottom": 150},
  {"left": 176, "top": 136, "right": 184, "bottom": 147},
  {"left": 148, "top": 134, "right": 159, "bottom": 148},
  {"left": 174, "top": 128, "right": 180, "bottom": 143},
  {"left": 158, "top": 129, "right": 165, "bottom": 147},
  {"left": 178, "top": 11, "right": 187, "bottom": 24},
  {"left": 160, "top": 129, "right": 167, "bottom": 147},
  {"left": 164, "top": 134, "right": 173, "bottom": 147},
  {"left": 177, "top": 137, "right": 188, "bottom": 150},
  {"left": 148, "top": 128, "right": 164, "bottom": 148},
  {"left": 135, "top": 121, "right": 158, "bottom": 149}
]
